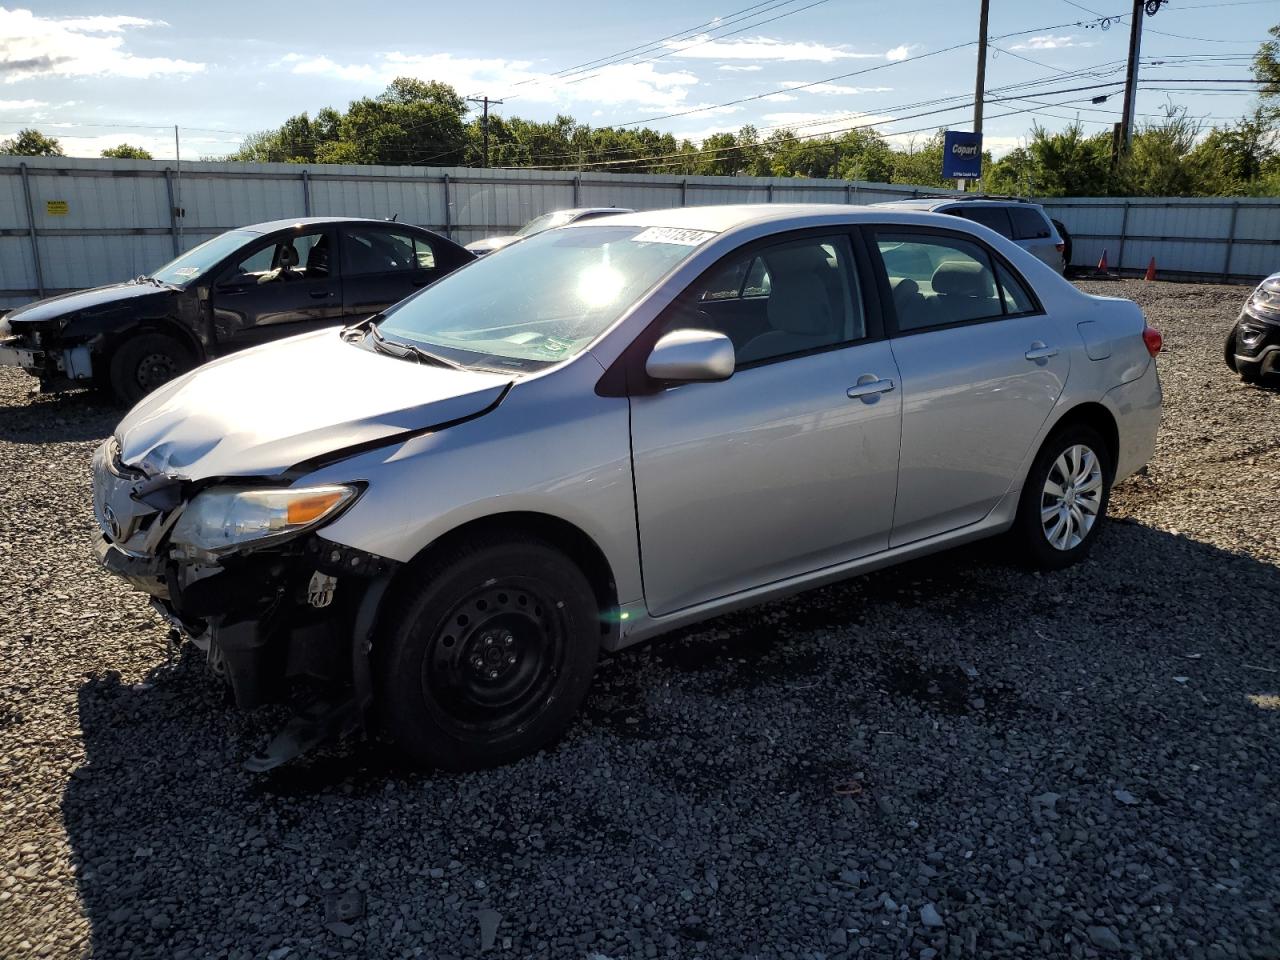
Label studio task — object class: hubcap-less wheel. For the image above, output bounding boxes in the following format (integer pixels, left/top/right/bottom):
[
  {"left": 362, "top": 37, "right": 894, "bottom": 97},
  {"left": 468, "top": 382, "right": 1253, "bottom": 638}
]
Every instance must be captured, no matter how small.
[
  {"left": 136, "top": 351, "right": 178, "bottom": 392},
  {"left": 421, "top": 581, "right": 566, "bottom": 738},
  {"left": 1041, "top": 443, "right": 1103, "bottom": 551}
]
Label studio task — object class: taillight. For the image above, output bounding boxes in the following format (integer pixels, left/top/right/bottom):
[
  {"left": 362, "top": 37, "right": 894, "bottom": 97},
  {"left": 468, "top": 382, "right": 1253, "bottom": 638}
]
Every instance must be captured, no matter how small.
[
  {"left": 1142, "top": 325, "right": 1162, "bottom": 357},
  {"left": 1055, "top": 243, "right": 1065, "bottom": 253}
]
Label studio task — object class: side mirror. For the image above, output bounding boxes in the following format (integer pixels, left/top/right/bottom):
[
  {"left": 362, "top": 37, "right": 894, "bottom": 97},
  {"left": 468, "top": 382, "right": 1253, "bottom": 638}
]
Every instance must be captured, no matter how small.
[{"left": 645, "top": 329, "right": 735, "bottom": 383}]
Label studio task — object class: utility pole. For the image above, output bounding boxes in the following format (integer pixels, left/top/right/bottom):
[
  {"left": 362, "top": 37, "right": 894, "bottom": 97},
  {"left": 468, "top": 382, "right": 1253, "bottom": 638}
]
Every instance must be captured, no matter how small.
[
  {"left": 173, "top": 125, "right": 182, "bottom": 246},
  {"left": 466, "top": 96, "right": 503, "bottom": 168},
  {"left": 967, "top": 0, "right": 990, "bottom": 194},
  {"left": 1117, "top": 0, "right": 1166, "bottom": 163}
]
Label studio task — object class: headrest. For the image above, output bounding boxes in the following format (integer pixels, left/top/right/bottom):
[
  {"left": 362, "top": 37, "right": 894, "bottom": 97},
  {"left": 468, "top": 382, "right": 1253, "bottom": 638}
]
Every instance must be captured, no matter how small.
[
  {"left": 278, "top": 244, "right": 299, "bottom": 268},
  {"left": 931, "top": 260, "right": 994, "bottom": 298},
  {"left": 890, "top": 276, "right": 919, "bottom": 299},
  {"left": 765, "top": 246, "right": 834, "bottom": 335}
]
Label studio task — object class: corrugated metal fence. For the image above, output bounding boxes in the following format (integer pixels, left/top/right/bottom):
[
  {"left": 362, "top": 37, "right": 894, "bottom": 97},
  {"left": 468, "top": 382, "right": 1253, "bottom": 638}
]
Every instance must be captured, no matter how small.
[{"left": 2, "top": 156, "right": 1277, "bottom": 307}]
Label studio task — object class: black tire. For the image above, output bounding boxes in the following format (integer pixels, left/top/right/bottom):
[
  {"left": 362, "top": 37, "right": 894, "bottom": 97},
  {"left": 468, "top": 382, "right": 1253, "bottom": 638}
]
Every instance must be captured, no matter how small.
[
  {"left": 1224, "top": 329, "right": 1239, "bottom": 372},
  {"left": 376, "top": 534, "right": 599, "bottom": 770},
  {"left": 1012, "top": 425, "right": 1113, "bottom": 570},
  {"left": 107, "top": 331, "right": 195, "bottom": 405}
]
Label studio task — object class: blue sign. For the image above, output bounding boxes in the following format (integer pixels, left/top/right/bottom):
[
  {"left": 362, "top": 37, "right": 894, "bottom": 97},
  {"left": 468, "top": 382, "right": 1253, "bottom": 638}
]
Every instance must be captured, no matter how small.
[{"left": 942, "top": 130, "right": 983, "bottom": 180}]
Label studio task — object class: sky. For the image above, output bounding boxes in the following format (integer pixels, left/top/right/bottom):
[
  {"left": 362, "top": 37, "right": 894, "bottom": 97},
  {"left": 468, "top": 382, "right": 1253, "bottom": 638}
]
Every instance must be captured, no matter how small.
[{"left": 0, "top": 1, "right": 1274, "bottom": 164}]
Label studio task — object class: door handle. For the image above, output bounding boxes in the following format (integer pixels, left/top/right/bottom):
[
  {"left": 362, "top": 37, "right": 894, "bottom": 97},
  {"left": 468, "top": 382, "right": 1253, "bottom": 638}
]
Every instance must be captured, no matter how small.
[
  {"left": 309, "top": 290, "right": 333, "bottom": 299},
  {"left": 1025, "top": 342, "right": 1059, "bottom": 362},
  {"left": 846, "top": 377, "right": 895, "bottom": 401}
]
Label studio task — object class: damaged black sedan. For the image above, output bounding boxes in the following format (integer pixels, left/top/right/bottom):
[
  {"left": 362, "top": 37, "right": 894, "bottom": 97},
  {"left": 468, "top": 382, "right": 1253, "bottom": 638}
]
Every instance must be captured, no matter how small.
[
  {"left": 1224, "top": 271, "right": 1280, "bottom": 384},
  {"left": 0, "top": 216, "right": 473, "bottom": 403}
]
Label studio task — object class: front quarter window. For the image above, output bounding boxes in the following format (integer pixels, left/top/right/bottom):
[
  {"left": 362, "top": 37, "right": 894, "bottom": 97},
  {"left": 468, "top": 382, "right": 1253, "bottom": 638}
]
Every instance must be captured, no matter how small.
[{"left": 377, "top": 224, "right": 713, "bottom": 371}]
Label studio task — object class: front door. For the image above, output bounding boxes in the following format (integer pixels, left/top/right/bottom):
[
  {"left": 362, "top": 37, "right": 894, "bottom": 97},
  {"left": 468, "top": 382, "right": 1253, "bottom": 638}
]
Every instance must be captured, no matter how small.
[
  {"left": 869, "top": 227, "right": 1070, "bottom": 547},
  {"left": 630, "top": 233, "right": 902, "bottom": 617},
  {"left": 338, "top": 225, "right": 441, "bottom": 321},
  {"left": 210, "top": 228, "right": 343, "bottom": 349}
]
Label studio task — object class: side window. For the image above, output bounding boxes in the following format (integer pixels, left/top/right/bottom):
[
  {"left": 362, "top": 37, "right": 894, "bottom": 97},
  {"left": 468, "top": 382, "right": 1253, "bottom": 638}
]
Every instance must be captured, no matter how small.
[
  {"left": 1009, "top": 208, "right": 1052, "bottom": 240},
  {"left": 951, "top": 206, "right": 1013, "bottom": 238},
  {"left": 996, "top": 262, "right": 1036, "bottom": 314},
  {"left": 875, "top": 232, "right": 1003, "bottom": 331},
  {"left": 674, "top": 235, "right": 863, "bottom": 365},
  {"left": 342, "top": 229, "right": 427, "bottom": 277},
  {"left": 225, "top": 231, "right": 328, "bottom": 285}
]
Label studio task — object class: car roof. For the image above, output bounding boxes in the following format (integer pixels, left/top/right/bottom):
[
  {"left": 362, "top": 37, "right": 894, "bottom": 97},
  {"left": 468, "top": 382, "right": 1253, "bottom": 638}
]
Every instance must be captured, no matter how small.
[
  {"left": 241, "top": 216, "right": 432, "bottom": 234},
  {"left": 876, "top": 197, "right": 1046, "bottom": 211},
  {"left": 558, "top": 207, "right": 635, "bottom": 218},
  {"left": 565, "top": 203, "right": 1005, "bottom": 235}
]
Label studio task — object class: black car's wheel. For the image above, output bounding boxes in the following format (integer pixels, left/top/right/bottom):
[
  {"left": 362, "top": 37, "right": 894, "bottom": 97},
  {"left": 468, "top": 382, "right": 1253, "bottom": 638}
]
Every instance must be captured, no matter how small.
[
  {"left": 376, "top": 534, "right": 599, "bottom": 770},
  {"left": 1012, "top": 424, "right": 1112, "bottom": 570},
  {"left": 1224, "top": 328, "right": 1239, "bottom": 371},
  {"left": 108, "top": 332, "right": 194, "bottom": 405}
]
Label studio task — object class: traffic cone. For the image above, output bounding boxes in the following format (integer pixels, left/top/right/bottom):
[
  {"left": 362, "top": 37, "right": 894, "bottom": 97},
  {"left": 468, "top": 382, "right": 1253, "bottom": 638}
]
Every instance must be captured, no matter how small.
[
  {"left": 1096, "top": 249, "right": 1109, "bottom": 274},
  {"left": 1144, "top": 257, "right": 1157, "bottom": 282}
]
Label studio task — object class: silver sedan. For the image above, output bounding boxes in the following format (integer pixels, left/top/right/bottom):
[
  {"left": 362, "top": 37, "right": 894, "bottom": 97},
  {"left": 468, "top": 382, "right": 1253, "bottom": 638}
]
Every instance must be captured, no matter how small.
[{"left": 92, "top": 204, "right": 1162, "bottom": 769}]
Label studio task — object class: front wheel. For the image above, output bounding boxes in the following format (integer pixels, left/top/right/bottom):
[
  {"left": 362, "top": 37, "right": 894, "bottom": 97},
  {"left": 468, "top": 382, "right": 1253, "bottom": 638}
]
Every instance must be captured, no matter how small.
[
  {"left": 376, "top": 535, "right": 599, "bottom": 770},
  {"left": 108, "top": 331, "right": 194, "bottom": 405},
  {"left": 1012, "top": 426, "right": 1112, "bottom": 570}
]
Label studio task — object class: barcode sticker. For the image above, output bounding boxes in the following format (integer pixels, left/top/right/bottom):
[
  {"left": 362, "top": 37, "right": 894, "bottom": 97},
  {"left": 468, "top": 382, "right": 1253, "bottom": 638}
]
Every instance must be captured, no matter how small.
[{"left": 632, "top": 226, "right": 716, "bottom": 246}]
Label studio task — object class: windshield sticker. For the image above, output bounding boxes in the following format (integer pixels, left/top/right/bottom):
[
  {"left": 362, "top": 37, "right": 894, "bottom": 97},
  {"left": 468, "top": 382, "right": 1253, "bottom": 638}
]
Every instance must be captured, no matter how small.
[
  {"left": 172, "top": 266, "right": 200, "bottom": 278},
  {"left": 632, "top": 226, "right": 716, "bottom": 247}
]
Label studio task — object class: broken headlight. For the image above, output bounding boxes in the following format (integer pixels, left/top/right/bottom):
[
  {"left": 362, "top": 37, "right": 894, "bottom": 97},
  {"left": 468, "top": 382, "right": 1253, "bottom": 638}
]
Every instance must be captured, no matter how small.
[
  {"left": 170, "top": 484, "right": 359, "bottom": 557},
  {"left": 1246, "top": 280, "right": 1280, "bottom": 318}
]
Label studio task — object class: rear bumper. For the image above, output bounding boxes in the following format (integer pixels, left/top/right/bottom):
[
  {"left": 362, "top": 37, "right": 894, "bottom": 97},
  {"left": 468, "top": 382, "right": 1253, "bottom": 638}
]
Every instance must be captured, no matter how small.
[{"left": 1103, "top": 359, "right": 1161, "bottom": 484}]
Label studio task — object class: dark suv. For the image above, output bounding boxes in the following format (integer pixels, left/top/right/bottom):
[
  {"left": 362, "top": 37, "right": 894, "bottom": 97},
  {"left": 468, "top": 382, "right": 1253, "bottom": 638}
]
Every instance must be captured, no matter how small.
[
  {"left": 0, "top": 217, "right": 473, "bottom": 403},
  {"left": 1224, "top": 271, "right": 1280, "bottom": 383}
]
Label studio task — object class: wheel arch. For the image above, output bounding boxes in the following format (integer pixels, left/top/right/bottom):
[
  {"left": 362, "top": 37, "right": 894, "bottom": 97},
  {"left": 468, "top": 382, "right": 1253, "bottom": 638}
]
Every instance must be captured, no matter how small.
[
  {"left": 99, "top": 316, "right": 206, "bottom": 371},
  {"left": 385, "top": 510, "right": 622, "bottom": 647},
  {"left": 1043, "top": 401, "right": 1120, "bottom": 479}
]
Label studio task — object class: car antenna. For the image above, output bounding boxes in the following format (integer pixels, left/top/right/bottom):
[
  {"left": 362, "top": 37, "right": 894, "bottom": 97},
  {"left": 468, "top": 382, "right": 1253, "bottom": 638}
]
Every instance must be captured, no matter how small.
[{"left": 388, "top": 213, "right": 399, "bottom": 222}]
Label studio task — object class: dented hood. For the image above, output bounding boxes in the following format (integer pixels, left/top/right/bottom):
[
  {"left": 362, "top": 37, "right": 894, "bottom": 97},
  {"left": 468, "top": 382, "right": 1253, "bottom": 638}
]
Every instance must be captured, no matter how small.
[{"left": 115, "top": 329, "right": 511, "bottom": 480}]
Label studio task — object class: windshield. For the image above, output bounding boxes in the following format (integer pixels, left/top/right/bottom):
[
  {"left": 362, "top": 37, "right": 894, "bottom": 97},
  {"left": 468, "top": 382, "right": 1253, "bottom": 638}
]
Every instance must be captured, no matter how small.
[
  {"left": 515, "top": 211, "right": 577, "bottom": 237},
  {"left": 377, "top": 224, "right": 715, "bottom": 371},
  {"left": 150, "top": 229, "right": 259, "bottom": 285}
]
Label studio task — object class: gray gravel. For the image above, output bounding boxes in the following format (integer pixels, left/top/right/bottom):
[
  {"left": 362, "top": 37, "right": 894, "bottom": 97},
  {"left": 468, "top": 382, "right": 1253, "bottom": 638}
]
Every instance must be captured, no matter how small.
[{"left": 2, "top": 279, "right": 1279, "bottom": 959}]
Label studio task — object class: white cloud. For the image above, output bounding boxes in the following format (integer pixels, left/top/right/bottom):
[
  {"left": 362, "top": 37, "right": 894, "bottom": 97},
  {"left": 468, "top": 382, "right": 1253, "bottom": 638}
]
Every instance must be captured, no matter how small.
[
  {"left": 779, "top": 81, "right": 893, "bottom": 96},
  {"left": 0, "top": 8, "right": 205, "bottom": 82},
  {"left": 762, "top": 93, "right": 798, "bottom": 102},
  {"left": 282, "top": 51, "right": 703, "bottom": 112},
  {"left": 885, "top": 44, "right": 913, "bottom": 62},
  {"left": 0, "top": 98, "right": 43, "bottom": 110},
  {"left": 718, "top": 64, "right": 763, "bottom": 72},
  {"left": 13, "top": 129, "right": 239, "bottom": 160},
  {"left": 663, "top": 34, "right": 883, "bottom": 63},
  {"left": 1010, "top": 35, "right": 1091, "bottom": 51}
]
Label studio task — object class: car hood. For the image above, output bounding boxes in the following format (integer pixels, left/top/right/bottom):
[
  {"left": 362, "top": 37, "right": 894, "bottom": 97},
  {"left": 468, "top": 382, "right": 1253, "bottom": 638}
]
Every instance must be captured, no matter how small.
[
  {"left": 464, "top": 235, "right": 519, "bottom": 254},
  {"left": 115, "top": 329, "right": 512, "bottom": 481},
  {"left": 6, "top": 281, "right": 175, "bottom": 326}
]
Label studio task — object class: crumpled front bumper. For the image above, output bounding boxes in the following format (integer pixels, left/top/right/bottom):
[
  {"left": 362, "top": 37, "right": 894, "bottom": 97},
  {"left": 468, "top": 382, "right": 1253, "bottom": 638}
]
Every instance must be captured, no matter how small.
[
  {"left": 90, "top": 440, "right": 398, "bottom": 712},
  {"left": 0, "top": 332, "right": 95, "bottom": 387}
]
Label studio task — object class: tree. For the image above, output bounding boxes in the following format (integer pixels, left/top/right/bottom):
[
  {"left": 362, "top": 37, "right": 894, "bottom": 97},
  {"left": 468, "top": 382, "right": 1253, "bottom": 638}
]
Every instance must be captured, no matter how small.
[
  {"left": 101, "top": 143, "right": 153, "bottom": 159},
  {"left": 1255, "top": 23, "right": 1280, "bottom": 104},
  {"left": 0, "top": 128, "right": 63, "bottom": 156}
]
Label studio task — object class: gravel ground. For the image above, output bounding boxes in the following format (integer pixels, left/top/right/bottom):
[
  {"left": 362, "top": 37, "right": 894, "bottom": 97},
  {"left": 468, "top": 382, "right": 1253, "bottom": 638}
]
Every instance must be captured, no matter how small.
[{"left": 1, "top": 279, "right": 1278, "bottom": 960}]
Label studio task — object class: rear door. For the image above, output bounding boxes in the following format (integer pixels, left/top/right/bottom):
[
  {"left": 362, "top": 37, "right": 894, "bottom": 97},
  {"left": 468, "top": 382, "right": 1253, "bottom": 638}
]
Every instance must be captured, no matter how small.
[
  {"left": 867, "top": 226, "right": 1070, "bottom": 547},
  {"left": 339, "top": 225, "right": 442, "bottom": 321},
  {"left": 629, "top": 231, "right": 902, "bottom": 616},
  {"left": 209, "top": 227, "right": 343, "bottom": 349}
]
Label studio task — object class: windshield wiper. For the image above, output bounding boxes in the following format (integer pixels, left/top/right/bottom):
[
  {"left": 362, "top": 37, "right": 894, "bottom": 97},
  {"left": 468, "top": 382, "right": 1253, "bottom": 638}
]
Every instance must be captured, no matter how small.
[
  {"left": 134, "top": 275, "right": 166, "bottom": 287},
  {"left": 360, "top": 322, "right": 463, "bottom": 370}
]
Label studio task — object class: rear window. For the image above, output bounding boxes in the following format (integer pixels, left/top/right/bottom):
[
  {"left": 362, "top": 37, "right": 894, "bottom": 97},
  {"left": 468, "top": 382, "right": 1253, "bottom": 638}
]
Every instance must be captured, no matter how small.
[
  {"left": 948, "top": 206, "right": 1013, "bottom": 238},
  {"left": 1010, "top": 208, "right": 1052, "bottom": 240}
]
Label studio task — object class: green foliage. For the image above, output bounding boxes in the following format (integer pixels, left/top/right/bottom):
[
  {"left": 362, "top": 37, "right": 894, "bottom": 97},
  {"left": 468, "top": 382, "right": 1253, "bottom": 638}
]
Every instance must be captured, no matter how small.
[
  {"left": 224, "top": 59, "right": 1280, "bottom": 198},
  {"left": 100, "top": 143, "right": 153, "bottom": 159},
  {"left": 0, "top": 128, "right": 64, "bottom": 156}
]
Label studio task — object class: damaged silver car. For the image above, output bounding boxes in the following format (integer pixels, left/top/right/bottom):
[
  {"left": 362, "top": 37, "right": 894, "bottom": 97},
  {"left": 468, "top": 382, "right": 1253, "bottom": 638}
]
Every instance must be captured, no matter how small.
[{"left": 93, "top": 204, "right": 1162, "bottom": 770}]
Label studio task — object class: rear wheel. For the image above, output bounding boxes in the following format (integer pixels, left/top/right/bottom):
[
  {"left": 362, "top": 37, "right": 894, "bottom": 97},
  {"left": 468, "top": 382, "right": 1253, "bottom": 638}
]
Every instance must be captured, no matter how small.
[
  {"left": 376, "top": 535, "right": 599, "bottom": 770},
  {"left": 1012, "top": 425, "right": 1112, "bottom": 569},
  {"left": 108, "top": 331, "right": 194, "bottom": 405}
]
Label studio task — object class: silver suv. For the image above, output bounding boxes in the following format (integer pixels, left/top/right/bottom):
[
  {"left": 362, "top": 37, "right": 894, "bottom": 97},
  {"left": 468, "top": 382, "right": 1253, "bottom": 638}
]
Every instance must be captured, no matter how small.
[
  {"left": 877, "top": 197, "right": 1066, "bottom": 273},
  {"left": 93, "top": 204, "right": 1160, "bottom": 769}
]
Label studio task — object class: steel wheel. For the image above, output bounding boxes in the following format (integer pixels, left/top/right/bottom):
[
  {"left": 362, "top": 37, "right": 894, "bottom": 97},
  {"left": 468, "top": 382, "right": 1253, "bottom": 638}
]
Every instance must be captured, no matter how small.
[
  {"left": 1040, "top": 443, "right": 1103, "bottom": 551},
  {"left": 420, "top": 580, "right": 566, "bottom": 738}
]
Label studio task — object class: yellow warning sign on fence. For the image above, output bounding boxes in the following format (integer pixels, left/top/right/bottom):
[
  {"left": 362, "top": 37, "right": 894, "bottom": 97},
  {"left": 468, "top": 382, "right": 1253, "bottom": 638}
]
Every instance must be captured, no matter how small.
[{"left": 46, "top": 200, "right": 69, "bottom": 216}]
